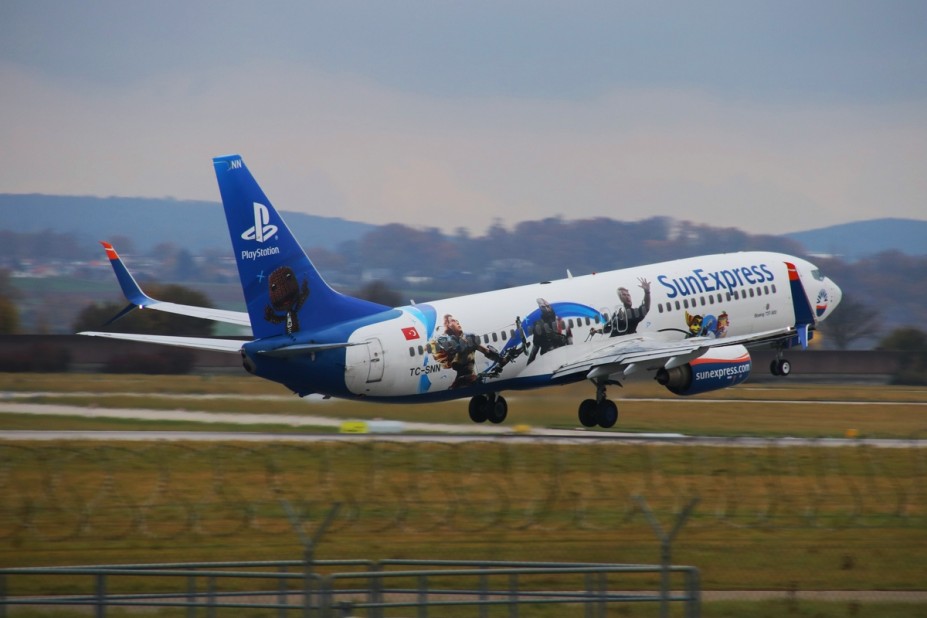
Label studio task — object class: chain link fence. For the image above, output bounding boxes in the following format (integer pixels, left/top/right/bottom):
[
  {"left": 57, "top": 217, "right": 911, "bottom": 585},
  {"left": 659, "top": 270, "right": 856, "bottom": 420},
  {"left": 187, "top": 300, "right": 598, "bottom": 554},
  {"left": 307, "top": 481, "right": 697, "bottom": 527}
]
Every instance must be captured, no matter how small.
[{"left": 1, "top": 439, "right": 925, "bottom": 597}]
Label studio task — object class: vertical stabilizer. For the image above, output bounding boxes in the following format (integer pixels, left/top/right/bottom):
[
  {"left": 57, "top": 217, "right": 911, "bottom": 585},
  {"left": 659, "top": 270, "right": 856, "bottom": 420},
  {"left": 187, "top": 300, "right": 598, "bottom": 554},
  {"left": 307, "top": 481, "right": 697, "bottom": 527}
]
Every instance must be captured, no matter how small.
[{"left": 213, "top": 155, "right": 389, "bottom": 339}]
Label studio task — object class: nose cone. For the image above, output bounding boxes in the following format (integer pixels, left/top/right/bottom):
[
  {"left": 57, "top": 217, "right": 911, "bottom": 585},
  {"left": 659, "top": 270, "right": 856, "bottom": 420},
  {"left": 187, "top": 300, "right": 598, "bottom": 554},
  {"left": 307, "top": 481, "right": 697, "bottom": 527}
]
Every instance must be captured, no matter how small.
[
  {"left": 830, "top": 280, "right": 842, "bottom": 312},
  {"left": 821, "top": 279, "right": 842, "bottom": 320}
]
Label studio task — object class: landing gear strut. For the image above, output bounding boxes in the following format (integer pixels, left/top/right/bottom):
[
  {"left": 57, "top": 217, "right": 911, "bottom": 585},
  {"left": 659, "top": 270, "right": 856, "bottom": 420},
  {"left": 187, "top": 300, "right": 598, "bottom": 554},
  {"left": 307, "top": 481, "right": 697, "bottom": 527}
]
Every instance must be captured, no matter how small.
[
  {"left": 577, "top": 380, "right": 618, "bottom": 428},
  {"left": 468, "top": 393, "right": 508, "bottom": 424}
]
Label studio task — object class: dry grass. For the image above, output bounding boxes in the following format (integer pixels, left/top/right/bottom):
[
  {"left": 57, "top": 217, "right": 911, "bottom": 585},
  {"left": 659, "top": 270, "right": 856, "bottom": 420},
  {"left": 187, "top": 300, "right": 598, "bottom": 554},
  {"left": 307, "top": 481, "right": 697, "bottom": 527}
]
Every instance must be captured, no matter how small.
[
  {"left": 2, "top": 373, "right": 926, "bottom": 438},
  {"left": 1, "top": 373, "right": 926, "bottom": 597}
]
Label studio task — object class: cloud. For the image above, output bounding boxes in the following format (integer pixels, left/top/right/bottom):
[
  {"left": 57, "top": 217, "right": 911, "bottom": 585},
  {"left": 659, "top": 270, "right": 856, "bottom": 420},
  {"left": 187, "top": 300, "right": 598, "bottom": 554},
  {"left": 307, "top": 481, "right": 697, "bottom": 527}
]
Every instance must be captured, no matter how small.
[{"left": 1, "top": 59, "right": 926, "bottom": 235}]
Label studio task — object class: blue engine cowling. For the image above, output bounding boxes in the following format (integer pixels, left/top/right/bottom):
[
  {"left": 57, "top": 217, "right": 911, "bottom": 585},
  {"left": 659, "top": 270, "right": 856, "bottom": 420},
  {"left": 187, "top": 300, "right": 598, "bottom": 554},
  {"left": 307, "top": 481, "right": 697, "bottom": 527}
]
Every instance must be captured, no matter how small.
[{"left": 655, "top": 345, "right": 751, "bottom": 396}]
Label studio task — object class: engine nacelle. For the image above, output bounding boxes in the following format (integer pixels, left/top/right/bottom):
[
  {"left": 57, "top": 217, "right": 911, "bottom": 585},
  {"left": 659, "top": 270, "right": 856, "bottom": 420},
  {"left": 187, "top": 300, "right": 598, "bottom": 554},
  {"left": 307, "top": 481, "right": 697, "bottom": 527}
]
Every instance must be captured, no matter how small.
[{"left": 655, "top": 345, "right": 751, "bottom": 396}]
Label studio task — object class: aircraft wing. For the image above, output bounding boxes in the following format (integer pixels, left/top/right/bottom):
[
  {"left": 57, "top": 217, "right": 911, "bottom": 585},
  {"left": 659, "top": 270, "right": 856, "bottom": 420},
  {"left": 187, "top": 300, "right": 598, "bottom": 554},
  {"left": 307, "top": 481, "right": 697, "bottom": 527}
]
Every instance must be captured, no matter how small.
[
  {"left": 552, "top": 326, "right": 795, "bottom": 381},
  {"left": 78, "top": 331, "right": 247, "bottom": 353},
  {"left": 97, "top": 241, "right": 251, "bottom": 329}
]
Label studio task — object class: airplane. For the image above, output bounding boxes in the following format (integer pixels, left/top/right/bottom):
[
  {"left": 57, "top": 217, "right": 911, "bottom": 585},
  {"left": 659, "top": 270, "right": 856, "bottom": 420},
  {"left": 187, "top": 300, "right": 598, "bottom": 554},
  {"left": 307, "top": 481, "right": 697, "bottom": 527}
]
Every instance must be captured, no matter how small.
[{"left": 81, "top": 155, "right": 843, "bottom": 428}]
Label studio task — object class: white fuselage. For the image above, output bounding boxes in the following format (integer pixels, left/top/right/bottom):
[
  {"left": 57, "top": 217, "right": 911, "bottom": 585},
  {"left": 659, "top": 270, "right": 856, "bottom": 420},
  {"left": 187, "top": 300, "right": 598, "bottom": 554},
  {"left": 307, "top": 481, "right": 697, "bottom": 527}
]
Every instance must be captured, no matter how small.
[{"left": 343, "top": 251, "right": 841, "bottom": 399}]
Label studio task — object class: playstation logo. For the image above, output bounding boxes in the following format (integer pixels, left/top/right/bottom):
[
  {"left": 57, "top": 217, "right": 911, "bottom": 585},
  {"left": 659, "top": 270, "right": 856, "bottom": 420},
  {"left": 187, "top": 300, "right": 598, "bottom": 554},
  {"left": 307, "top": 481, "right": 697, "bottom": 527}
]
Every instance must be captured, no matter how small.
[{"left": 241, "top": 202, "right": 279, "bottom": 243}]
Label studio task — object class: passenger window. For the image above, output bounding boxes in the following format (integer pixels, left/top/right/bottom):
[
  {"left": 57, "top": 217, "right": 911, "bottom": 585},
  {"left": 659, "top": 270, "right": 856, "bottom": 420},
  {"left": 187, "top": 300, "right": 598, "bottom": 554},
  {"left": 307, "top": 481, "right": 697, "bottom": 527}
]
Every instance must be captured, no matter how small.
[
  {"left": 492, "top": 332, "right": 498, "bottom": 343},
  {"left": 409, "top": 347, "right": 415, "bottom": 357}
]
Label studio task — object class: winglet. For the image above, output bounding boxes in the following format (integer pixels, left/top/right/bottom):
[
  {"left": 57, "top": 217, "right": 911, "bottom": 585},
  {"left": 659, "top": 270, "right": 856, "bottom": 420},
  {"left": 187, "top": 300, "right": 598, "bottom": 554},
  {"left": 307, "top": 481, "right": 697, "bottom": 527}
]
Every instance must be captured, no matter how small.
[{"left": 99, "top": 241, "right": 154, "bottom": 308}]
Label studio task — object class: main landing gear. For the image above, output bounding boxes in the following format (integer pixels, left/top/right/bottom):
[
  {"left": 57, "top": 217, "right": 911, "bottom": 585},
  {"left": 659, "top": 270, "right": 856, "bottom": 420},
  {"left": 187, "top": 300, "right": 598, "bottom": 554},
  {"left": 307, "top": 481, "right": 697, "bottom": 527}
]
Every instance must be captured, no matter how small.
[
  {"left": 577, "top": 380, "right": 618, "bottom": 429},
  {"left": 468, "top": 393, "right": 508, "bottom": 424}
]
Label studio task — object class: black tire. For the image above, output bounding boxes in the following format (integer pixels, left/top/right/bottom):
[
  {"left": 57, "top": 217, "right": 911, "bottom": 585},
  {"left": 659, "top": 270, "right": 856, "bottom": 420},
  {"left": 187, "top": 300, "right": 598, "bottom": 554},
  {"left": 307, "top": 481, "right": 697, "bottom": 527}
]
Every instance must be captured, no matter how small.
[
  {"left": 596, "top": 400, "right": 618, "bottom": 428},
  {"left": 778, "top": 359, "right": 792, "bottom": 376},
  {"left": 770, "top": 359, "right": 781, "bottom": 376},
  {"left": 468, "top": 395, "right": 489, "bottom": 423},
  {"left": 488, "top": 396, "right": 508, "bottom": 424},
  {"left": 578, "top": 399, "right": 598, "bottom": 427}
]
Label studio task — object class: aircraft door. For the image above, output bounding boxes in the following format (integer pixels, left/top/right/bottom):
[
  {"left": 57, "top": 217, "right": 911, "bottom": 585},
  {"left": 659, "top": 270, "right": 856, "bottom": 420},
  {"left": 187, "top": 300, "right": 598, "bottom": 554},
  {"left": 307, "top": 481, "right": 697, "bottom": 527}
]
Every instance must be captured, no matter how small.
[{"left": 365, "top": 337, "right": 385, "bottom": 383}]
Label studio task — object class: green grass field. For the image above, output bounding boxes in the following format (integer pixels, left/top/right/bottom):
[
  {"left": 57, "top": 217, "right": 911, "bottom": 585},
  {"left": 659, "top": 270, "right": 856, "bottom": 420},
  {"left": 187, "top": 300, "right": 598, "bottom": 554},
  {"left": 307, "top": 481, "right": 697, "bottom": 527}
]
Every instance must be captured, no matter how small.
[{"left": 1, "top": 373, "right": 926, "bottom": 615}]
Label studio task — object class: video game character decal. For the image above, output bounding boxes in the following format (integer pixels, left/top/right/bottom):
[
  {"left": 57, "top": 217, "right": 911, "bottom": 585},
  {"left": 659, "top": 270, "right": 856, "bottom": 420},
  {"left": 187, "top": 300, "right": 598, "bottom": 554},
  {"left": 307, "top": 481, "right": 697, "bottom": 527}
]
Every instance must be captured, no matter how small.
[
  {"left": 431, "top": 314, "right": 502, "bottom": 389},
  {"left": 264, "top": 266, "right": 310, "bottom": 334},
  {"left": 588, "top": 278, "right": 651, "bottom": 338},
  {"left": 684, "top": 310, "right": 729, "bottom": 338}
]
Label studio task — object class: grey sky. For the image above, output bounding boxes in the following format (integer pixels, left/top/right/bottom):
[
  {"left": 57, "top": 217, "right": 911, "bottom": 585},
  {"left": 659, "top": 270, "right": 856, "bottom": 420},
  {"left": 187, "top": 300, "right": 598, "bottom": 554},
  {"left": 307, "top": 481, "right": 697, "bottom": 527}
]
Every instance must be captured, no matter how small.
[{"left": 2, "top": 1, "right": 925, "bottom": 235}]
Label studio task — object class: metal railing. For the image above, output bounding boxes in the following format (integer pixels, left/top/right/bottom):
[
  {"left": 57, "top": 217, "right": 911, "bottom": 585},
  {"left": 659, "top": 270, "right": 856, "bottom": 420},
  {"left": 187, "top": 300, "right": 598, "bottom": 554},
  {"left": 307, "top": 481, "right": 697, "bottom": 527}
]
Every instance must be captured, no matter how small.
[{"left": 1, "top": 558, "right": 700, "bottom": 617}]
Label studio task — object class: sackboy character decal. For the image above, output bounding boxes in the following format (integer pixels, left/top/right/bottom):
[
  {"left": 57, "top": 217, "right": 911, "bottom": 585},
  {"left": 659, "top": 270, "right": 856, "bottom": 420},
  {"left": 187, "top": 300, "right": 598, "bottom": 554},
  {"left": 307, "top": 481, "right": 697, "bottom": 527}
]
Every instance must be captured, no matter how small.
[{"left": 264, "top": 266, "right": 310, "bottom": 334}]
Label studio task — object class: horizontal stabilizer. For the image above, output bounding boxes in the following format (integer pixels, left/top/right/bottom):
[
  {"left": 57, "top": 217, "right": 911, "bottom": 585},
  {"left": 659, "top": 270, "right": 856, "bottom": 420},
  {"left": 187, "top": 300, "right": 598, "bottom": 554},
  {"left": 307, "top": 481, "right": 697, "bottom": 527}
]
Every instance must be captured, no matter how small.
[{"left": 258, "top": 342, "right": 361, "bottom": 357}]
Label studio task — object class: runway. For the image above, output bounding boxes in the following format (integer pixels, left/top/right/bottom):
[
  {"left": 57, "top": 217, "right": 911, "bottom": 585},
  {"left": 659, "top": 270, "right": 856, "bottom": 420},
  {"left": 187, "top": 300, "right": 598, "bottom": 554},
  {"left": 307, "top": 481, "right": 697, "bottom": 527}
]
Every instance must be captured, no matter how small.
[{"left": 2, "top": 397, "right": 926, "bottom": 448}]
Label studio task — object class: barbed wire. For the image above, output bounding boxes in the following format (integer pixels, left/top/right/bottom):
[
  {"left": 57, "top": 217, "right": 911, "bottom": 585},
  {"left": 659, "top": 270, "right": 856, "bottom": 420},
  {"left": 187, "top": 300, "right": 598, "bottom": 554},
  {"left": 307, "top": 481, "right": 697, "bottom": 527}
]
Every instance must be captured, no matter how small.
[{"left": 0, "top": 440, "right": 924, "bottom": 543}]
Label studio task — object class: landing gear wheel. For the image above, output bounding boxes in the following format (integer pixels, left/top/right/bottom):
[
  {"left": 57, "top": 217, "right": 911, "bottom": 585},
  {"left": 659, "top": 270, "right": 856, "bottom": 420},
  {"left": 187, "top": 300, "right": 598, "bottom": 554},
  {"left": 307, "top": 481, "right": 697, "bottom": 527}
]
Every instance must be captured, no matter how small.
[
  {"left": 596, "top": 400, "right": 618, "bottom": 428},
  {"left": 770, "top": 358, "right": 791, "bottom": 377},
  {"left": 578, "top": 399, "right": 598, "bottom": 427},
  {"left": 488, "top": 396, "right": 508, "bottom": 424},
  {"left": 468, "top": 395, "right": 489, "bottom": 423}
]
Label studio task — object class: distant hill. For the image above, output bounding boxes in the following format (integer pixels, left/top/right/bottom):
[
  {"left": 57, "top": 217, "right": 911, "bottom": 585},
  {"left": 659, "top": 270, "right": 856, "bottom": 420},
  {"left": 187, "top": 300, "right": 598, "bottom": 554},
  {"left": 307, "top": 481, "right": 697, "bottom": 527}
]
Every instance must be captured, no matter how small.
[
  {"left": 0, "top": 193, "right": 374, "bottom": 253},
  {"left": 784, "top": 218, "right": 927, "bottom": 260},
  {"left": 4, "top": 193, "right": 925, "bottom": 261}
]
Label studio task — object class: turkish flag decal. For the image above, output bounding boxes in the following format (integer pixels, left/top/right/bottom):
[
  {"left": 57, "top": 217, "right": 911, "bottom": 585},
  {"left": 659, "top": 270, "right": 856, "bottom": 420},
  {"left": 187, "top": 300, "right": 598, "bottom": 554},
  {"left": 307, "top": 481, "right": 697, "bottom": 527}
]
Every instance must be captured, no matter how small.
[{"left": 401, "top": 327, "right": 420, "bottom": 340}]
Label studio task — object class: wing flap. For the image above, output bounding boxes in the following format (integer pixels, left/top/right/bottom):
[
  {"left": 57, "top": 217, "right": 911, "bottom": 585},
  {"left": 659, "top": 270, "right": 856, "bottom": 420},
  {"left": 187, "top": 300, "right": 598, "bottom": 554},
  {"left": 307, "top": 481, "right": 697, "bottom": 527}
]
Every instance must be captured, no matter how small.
[
  {"left": 132, "top": 301, "right": 251, "bottom": 327},
  {"left": 79, "top": 332, "right": 246, "bottom": 353},
  {"left": 553, "top": 327, "right": 795, "bottom": 380}
]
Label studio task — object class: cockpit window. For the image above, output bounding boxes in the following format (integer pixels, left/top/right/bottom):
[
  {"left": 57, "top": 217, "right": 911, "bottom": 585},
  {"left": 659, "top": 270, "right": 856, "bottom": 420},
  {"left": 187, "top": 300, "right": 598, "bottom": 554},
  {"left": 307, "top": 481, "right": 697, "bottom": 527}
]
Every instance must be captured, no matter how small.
[{"left": 811, "top": 269, "right": 826, "bottom": 281}]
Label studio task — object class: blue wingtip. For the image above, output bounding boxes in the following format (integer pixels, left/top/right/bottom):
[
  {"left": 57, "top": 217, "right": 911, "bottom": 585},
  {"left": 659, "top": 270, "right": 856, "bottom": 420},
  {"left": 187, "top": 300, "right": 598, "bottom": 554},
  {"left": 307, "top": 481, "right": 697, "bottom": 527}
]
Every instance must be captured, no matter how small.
[{"left": 100, "top": 241, "right": 153, "bottom": 307}]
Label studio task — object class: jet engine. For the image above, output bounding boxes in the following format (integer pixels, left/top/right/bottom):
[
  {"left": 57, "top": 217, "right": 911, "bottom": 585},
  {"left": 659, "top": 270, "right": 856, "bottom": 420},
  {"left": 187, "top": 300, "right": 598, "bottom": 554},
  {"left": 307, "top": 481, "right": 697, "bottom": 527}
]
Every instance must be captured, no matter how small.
[{"left": 655, "top": 344, "right": 751, "bottom": 396}]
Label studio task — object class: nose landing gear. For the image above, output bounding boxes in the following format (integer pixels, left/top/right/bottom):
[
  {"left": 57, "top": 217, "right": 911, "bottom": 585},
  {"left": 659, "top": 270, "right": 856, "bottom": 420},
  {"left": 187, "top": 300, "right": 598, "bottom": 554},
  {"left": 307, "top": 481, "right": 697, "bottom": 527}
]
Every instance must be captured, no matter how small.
[{"left": 770, "top": 357, "right": 791, "bottom": 376}]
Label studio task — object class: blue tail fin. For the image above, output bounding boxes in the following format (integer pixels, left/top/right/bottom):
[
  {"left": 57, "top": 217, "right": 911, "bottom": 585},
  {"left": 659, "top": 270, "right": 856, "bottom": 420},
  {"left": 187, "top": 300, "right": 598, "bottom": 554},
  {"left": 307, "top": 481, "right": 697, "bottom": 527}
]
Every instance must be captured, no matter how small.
[{"left": 213, "top": 155, "right": 389, "bottom": 339}]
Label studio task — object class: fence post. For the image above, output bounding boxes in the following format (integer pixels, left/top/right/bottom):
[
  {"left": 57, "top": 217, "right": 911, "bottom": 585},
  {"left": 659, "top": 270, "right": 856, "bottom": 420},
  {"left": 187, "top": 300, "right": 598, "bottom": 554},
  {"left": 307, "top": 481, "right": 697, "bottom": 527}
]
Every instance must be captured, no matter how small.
[
  {"left": 685, "top": 567, "right": 701, "bottom": 618},
  {"left": 278, "top": 563, "right": 288, "bottom": 618},
  {"left": 479, "top": 567, "right": 489, "bottom": 618},
  {"left": 187, "top": 574, "right": 196, "bottom": 618},
  {"left": 634, "top": 495, "right": 699, "bottom": 618},
  {"left": 207, "top": 574, "right": 217, "bottom": 618},
  {"left": 95, "top": 572, "right": 106, "bottom": 618},
  {"left": 281, "top": 501, "right": 342, "bottom": 618}
]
